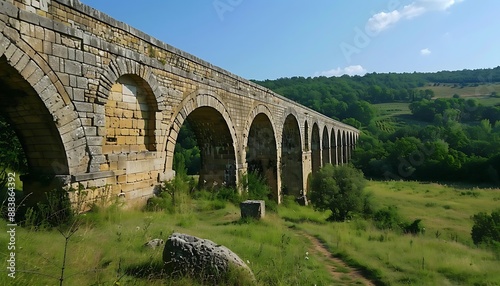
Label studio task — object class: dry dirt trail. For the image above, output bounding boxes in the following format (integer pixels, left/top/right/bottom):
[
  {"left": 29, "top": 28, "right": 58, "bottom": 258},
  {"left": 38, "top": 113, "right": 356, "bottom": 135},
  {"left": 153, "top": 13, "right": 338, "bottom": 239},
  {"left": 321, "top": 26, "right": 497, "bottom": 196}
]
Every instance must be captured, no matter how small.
[{"left": 300, "top": 231, "right": 377, "bottom": 286}]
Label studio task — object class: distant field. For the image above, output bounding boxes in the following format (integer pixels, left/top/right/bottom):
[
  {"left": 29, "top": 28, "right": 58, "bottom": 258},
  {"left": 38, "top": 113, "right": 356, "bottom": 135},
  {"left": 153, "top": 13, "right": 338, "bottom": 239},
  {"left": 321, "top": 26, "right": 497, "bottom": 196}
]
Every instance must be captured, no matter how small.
[
  {"left": 418, "top": 82, "right": 500, "bottom": 99},
  {"left": 373, "top": 102, "right": 420, "bottom": 132},
  {"left": 372, "top": 91, "right": 500, "bottom": 132},
  {"left": 374, "top": 102, "right": 411, "bottom": 119}
]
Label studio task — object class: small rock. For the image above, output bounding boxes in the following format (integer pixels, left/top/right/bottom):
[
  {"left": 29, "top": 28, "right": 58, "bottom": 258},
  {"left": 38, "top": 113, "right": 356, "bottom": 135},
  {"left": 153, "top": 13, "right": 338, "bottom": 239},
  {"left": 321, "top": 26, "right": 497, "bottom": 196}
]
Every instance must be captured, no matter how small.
[{"left": 240, "top": 200, "right": 265, "bottom": 219}]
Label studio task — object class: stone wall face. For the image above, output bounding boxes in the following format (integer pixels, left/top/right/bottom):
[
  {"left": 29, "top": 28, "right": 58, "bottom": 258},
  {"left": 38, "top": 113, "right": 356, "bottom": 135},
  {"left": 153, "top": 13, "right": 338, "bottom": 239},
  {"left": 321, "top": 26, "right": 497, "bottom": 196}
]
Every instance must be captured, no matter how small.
[{"left": 0, "top": 0, "right": 359, "bottom": 206}]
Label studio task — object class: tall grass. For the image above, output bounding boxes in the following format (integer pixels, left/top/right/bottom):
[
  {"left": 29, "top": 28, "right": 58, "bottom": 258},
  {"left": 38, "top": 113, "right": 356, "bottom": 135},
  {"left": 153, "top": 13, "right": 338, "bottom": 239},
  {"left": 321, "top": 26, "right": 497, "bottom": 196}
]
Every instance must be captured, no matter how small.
[
  {"left": 0, "top": 191, "right": 333, "bottom": 285},
  {"left": 291, "top": 180, "right": 500, "bottom": 285},
  {"left": 1, "top": 180, "right": 498, "bottom": 285}
]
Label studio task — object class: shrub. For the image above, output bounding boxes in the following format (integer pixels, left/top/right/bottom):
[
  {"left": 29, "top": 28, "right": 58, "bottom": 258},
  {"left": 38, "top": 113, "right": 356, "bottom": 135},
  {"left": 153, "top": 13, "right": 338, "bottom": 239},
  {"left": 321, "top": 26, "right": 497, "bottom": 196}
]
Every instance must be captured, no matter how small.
[
  {"left": 144, "top": 191, "right": 171, "bottom": 212},
  {"left": 21, "top": 187, "right": 74, "bottom": 229},
  {"left": 309, "top": 164, "right": 368, "bottom": 221},
  {"left": 214, "top": 187, "right": 240, "bottom": 205},
  {"left": 402, "top": 219, "right": 425, "bottom": 235},
  {"left": 373, "top": 206, "right": 424, "bottom": 235},
  {"left": 242, "top": 171, "right": 271, "bottom": 200},
  {"left": 471, "top": 209, "right": 500, "bottom": 246},
  {"left": 373, "top": 205, "right": 401, "bottom": 230},
  {"left": 240, "top": 171, "right": 279, "bottom": 212},
  {"left": 145, "top": 175, "right": 191, "bottom": 214}
]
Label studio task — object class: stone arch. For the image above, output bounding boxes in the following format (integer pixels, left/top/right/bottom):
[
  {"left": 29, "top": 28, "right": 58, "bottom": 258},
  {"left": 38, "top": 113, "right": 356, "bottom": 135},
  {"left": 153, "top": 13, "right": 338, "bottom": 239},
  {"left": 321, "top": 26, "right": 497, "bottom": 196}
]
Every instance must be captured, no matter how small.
[
  {"left": 97, "top": 57, "right": 164, "bottom": 108},
  {"left": 330, "top": 127, "right": 337, "bottom": 165},
  {"left": 281, "top": 113, "right": 303, "bottom": 197},
  {"left": 0, "top": 30, "right": 86, "bottom": 200},
  {"left": 322, "top": 125, "right": 330, "bottom": 166},
  {"left": 342, "top": 130, "right": 348, "bottom": 164},
  {"left": 102, "top": 74, "right": 159, "bottom": 154},
  {"left": 278, "top": 107, "right": 302, "bottom": 146},
  {"left": 304, "top": 120, "right": 309, "bottom": 151},
  {"left": 165, "top": 90, "right": 239, "bottom": 187},
  {"left": 348, "top": 132, "right": 354, "bottom": 161},
  {"left": 311, "top": 123, "right": 321, "bottom": 173},
  {"left": 243, "top": 105, "right": 277, "bottom": 148},
  {"left": 244, "top": 105, "right": 278, "bottom": 200},
  {"left": 337, "top": 129, "right": 343, "bottom": 165}
]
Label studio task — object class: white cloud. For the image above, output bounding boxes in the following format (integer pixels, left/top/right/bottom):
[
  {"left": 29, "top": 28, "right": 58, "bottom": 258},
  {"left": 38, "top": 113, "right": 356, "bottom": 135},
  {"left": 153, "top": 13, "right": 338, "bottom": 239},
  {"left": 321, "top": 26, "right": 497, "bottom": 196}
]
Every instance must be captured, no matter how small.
[
  {"left": 367, "top": 0, "right": 463, "bottom": 33},
  {"left": 315, "top": 65, "right": 367, "bottom": 77},
  {"left": 420, "top": 48, "right": 432, "bottom": 55}
]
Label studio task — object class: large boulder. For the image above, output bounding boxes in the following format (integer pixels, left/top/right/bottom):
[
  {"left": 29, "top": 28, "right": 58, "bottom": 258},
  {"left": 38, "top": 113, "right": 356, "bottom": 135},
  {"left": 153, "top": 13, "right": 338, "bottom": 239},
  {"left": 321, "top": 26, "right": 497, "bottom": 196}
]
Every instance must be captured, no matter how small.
[{"left": 162, "top": 233, "right": 254, "bottom": 282}]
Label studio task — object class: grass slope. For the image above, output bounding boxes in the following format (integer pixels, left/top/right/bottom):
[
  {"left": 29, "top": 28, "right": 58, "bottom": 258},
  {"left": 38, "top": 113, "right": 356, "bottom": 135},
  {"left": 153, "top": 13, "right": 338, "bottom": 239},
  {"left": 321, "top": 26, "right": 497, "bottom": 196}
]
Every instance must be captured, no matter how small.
[
  {"left": 1, "top": 181, "right": 498, "bottom": 285},
  {"left": 287, "top": 181, "right": 500, "bottom": 286},
  {"left": 0, "top": 198, "right": 333, "bottom": 286},
  {"left": 418, "top": 83, "right": 500, "bottom": 99}
]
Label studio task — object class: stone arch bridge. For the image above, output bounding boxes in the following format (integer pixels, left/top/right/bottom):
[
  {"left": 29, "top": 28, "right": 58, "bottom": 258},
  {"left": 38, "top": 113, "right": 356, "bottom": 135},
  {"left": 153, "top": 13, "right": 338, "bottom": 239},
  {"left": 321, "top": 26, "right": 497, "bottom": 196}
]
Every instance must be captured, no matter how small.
[{"left": 0, "top": 0, "right": 358, "bottom": 204}]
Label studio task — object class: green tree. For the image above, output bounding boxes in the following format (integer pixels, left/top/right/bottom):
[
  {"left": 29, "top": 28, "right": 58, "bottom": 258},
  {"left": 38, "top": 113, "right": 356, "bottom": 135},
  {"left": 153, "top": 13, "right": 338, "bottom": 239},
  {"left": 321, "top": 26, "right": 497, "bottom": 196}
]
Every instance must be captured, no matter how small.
[
  {"left": 309, "top": 164, "right": 368, "bottom": 221},
  {"left": 471, "top": 209, "right": 500, "bottom": 246},
  {"left": 0, "top": 116, "right": 27, "bottom": 190}
]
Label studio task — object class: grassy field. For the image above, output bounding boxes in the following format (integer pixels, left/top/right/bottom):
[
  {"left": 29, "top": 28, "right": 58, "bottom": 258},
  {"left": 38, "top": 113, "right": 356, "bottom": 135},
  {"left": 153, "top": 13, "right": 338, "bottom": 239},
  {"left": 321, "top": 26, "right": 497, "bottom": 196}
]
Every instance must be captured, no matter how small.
[
  {"left": 0, "top": 192, "right": 334, "bottom": 286},
  {"left": 373, "top": 102, "right": 421, "bottom": 132},
  {"left": 285, "top": 180, "right": 500, "bottom": 286},
  {"left": 372, "top": 88, "right": 500, "bottom": 132},
  {"left": 1, "top": 180, "right": 499, "bottom": 285},
  {"left": 418, "top": 83, "right": 500, "bottom": 99}
]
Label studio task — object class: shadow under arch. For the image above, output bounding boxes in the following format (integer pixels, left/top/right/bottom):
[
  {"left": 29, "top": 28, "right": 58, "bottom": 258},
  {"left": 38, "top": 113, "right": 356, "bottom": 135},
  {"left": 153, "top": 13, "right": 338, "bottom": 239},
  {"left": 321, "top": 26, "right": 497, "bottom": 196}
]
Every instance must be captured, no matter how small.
[
  {"left": 322, "top": 125, "right": 330, "bottom": 166},
  {"left": 331, "top": 127, "right": 337, "bottom": 165},
  {"left": 165, "top": 90, "right": 239, "bottom": 188},
  {"left": 281, "top": 113, "right": 303, "bottom": 197},
  {"left": 244, "top": 105, "right": 278, "bottom": 200},
  {"left": 0, "top": 51, "right": 79, "bottom": 202},
  {"left": 311, "top": 123, "right": 321, "bottom": 173}
]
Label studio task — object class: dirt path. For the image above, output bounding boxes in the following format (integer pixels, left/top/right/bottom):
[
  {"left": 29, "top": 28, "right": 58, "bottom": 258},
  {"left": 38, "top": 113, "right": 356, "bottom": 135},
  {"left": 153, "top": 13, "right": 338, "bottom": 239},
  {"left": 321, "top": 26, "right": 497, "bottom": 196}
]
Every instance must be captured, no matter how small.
[{"left": 300, "top": 232, "right": 376, "bottom": 286}]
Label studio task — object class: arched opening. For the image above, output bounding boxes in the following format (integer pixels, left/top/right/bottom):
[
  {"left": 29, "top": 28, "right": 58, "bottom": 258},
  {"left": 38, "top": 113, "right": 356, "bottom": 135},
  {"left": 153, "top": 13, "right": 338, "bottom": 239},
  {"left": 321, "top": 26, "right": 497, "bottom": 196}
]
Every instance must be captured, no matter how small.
[
  {"left": 348, "top": 132, "right": 353, "bottom": 161},
  {"left": 337, "top": 129, "right": 343, "bottom": 165},
  {"left": 0, "top": 55, "right": 69, "bottom": 200},
  {"left": 311, "top": 123, "right": 321, "bottom": 173},
  {"left": 281, "top": 114, "right": 303, "bottom": 197},
  {"left": 179, "top": 106, "right": 237, "bottom": 188},
  {"left": 103, "top": 74, "right": 158, "bottom": 157},
  {"left": 322, "top": 126, "right": 330, "bottom": 166},
  {"left": 304, "top": 121, "right": 309, "bottom": 151},
  {"left": 343, "top": 130, "right": 348, "bottom": 164},
  {"left": 331, "top": 128, "right": 337, "bottom": 165},
  {"left": 173, "top": 121, "right": 201, "bottom": 176},
  {"left": 246, "top": 113, "right": 277, "bottom": 200}
]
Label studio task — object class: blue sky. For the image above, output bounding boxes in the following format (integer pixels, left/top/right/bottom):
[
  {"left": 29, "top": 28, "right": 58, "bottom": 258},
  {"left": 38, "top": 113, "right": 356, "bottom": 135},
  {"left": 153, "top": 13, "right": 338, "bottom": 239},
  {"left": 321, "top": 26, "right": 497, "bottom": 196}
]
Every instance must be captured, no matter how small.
[{"left": 79, "top": 0, "right": 499, "bottom": 80}]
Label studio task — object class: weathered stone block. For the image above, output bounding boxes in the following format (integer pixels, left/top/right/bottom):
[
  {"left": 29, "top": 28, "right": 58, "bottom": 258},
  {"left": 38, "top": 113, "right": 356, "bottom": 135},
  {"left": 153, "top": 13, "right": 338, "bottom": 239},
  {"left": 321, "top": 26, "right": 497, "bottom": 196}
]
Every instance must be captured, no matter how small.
[{"left": 240, "top": 200, "right": 265, "bottom": 219}]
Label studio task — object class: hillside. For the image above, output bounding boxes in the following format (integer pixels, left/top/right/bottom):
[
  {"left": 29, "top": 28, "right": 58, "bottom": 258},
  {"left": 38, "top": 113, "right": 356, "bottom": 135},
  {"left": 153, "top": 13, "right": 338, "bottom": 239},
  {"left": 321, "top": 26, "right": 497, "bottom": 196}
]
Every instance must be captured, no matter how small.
[{"left": 252, "top": 67, "right": 500, "bottom": 184}]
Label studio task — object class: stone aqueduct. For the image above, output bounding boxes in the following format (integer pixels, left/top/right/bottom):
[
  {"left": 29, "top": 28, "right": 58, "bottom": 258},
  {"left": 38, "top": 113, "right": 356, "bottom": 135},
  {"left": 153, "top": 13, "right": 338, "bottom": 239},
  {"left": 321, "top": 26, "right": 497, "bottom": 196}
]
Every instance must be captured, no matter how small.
[{"left": 0, "top": 0, "right": 359, "bottom": 204}]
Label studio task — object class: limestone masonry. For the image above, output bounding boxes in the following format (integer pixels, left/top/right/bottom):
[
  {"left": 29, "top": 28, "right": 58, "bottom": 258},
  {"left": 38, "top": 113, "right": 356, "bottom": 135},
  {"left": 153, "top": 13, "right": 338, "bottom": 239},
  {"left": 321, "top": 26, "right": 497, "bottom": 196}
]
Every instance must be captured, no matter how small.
[{"left": 0, "top": 0, "right": 358, "bottom": 205}]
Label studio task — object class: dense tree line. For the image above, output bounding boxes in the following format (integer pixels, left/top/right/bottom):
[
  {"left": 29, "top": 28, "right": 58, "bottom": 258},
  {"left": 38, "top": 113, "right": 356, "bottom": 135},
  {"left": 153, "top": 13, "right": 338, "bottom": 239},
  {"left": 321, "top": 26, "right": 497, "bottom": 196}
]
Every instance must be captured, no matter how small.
[{"left": 253, "top": 67, "right": 500, "bottom": 185}]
